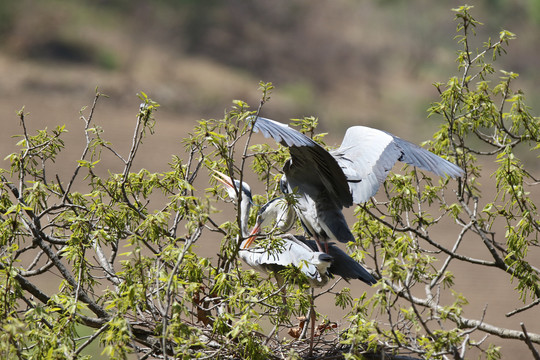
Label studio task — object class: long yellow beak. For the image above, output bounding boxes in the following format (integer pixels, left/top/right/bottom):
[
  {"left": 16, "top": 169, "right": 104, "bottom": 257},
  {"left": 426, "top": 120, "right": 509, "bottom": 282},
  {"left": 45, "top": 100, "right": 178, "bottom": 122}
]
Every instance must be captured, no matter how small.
[
  {"left": 242, "top": 223, "right": 261, "bottom": 249},
  {"left": 213, "top": 170, "right": 234, "bottom": 189}
]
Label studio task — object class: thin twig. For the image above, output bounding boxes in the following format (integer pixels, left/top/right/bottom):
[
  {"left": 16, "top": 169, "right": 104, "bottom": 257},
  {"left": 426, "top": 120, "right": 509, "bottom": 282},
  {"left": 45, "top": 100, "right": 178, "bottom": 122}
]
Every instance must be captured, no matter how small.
[{"left": 521, "top": 323, "right": 540, "bottom": 360}]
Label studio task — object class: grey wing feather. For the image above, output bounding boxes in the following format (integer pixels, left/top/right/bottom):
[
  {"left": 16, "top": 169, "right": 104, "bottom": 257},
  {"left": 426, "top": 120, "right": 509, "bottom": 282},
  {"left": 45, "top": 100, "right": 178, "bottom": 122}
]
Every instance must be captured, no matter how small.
[
  {"left": 241, "top": 235, "right": 330, "bottom": 283},
  {"left": 250, "top": 116, "right": 316, "bottom": 147},
  {"left": 332, "top": 126, "right": 464, "bottom": 204},
  {"left": 252, "top": 116, "right": 353, "bottom": 207},
  {"left": 391, "top": 136, "right": 464, "bottom": 178},
  {"left": 316, "top": 201, "right": 356, "bottom": 243}
]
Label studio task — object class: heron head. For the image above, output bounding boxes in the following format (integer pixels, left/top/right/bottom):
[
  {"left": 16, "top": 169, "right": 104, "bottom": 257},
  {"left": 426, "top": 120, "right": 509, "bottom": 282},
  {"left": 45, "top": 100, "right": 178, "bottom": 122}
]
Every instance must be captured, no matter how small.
[{"left": 213, "top": 170, "right": 252, "bottom": 202}]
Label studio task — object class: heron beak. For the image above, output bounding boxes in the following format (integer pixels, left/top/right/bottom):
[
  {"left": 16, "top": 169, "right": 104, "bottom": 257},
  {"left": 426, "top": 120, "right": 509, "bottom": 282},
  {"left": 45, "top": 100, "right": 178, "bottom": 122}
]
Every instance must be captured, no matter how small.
[
  {"left": 212, "top": 170, "right": 234, "bottom": 189},
  {"left": 243, "top": 223, "right": 261, "bottom": 249}
]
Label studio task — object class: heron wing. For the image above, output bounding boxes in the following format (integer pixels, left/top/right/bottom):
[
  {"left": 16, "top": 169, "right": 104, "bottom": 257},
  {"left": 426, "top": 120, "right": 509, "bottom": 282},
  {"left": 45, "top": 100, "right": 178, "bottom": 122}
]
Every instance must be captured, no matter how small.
[
  {"left": 301, "top": 239, "right": 377, "bottom": 285},
  {"left": 252, "top": 116, "right": 353, "bottom": 207},
  {"left": 250, "top": 116, "right": 315, "bottom": 147},
  {"left": 325, "top": 244, "right": 377, "bottom": 285},
  {"left": 315, "top": 199, "right": 356, "bottom": 243},
  {"left": 241, "top": 238, "right": 330, "bottom": 282},
  {"left": 332, "top": 126, "right": 464, "bottom": 204}
]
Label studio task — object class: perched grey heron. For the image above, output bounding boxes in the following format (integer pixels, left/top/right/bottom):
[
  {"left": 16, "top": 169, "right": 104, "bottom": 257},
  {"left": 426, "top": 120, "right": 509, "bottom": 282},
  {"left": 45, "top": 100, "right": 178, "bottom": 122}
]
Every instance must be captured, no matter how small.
[
  {"left": 251, "top": 116, "right": 464, "bottom": 252},
  {"left": 214, "top": 170, "right": 377, "bottom": 352},
  {"left": 213, "top": 170, "right": 333, "bottom": 287},
  {"left": 243, "top": 196, "right": 295, "bottom": 248},
  {"left": 261, "top": 196, "right": 297, "bottom": 232}
]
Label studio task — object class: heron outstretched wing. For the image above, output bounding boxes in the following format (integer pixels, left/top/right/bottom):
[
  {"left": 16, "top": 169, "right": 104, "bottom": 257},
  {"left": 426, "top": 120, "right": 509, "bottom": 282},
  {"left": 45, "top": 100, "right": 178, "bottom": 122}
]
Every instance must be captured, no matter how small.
[
  {"left": 332, "top": 126, "right": 464, "bottom": 204},
  {"left": 251, "top": 116, "right": 352, "bottom": 207}
]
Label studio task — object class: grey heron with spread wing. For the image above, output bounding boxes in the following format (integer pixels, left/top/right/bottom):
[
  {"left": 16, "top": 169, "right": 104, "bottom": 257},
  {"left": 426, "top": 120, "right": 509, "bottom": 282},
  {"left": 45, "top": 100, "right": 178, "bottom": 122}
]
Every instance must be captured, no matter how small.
[{"left": 251, "top": 116, "right": 464, "bottom": 252}]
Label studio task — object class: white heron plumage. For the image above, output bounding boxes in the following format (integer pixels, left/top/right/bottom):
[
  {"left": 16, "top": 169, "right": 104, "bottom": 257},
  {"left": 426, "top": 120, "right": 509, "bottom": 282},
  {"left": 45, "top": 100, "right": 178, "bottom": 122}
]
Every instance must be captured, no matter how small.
[
  {"left": 247, "top": 193, "right": 377, "bottom": 286},
  {"left": 251, "top": 116, "right": 464, "bottom": 251},
  {"left": 213, "top": 170, "right": 333, "bottom": 287},
  {"left": 214, "top": 169, "right": 377, "bottom": 353}
]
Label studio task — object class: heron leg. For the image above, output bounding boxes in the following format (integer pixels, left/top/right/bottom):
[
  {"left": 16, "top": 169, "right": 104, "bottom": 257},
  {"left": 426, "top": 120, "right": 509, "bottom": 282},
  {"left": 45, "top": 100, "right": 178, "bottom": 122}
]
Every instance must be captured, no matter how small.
[
  {"left": 308, "top": 289, "right": 315, "bottom": 357},
  {"left": 313, "top": 235, "right": 324, "bottom": 253},
  {"left": 299, "top": 294, "right": 315, "bottom": 355}
]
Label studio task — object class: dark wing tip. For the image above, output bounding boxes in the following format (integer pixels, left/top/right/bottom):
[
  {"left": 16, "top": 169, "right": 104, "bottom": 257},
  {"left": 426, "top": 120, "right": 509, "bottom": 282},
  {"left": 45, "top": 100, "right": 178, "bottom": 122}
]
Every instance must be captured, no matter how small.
[
  {"left": 392, "top": 136, "right": 465, "bottom": 179},
  {"left": 363, "top": 273, "right": 378, "bottom": 286}
]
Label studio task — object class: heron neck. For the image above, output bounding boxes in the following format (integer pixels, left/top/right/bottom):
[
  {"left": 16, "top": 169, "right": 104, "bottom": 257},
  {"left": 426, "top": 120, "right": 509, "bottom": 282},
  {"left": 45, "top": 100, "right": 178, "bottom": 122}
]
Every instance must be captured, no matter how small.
[{"left": 239, "top": 194, "right": 251, "bottom": 238}]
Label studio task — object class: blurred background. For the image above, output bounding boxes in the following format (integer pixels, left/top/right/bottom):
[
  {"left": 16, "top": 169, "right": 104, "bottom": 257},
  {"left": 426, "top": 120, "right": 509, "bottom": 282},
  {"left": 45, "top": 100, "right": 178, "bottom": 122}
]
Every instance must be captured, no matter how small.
[
  {"left": 1, "top": 0, "right": 539, "bottom": 142},
  {"left": 1, "top": 0, "right": 539, "bottom": 358}
]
